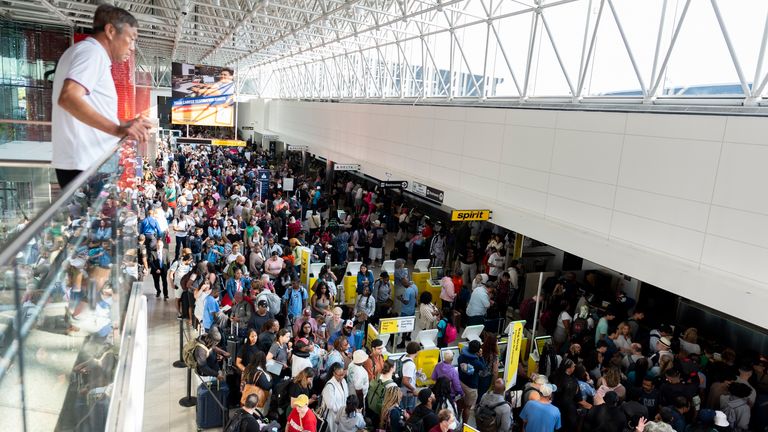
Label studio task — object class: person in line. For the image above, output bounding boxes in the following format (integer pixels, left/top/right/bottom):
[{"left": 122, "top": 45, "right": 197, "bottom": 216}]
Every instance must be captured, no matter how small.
[
  {"left": 477, "top": 378, "right": 513, "bottom": 432},
  {"left": 429, "top": 409, "right": 458, "bottom": 432},
  {"left": 286, "top": 394, "right": 317, "bottom": 432},
  {"left": 411, "top": 389, "right": 440, "bottom": 432},
  {"left": 336, "top": 395, "right": 367, "bottom": 432},
  {"left": 457, "top": 339, "right": 486, "bottom": 422},
  {"left": 519, "top": 383, "right": 561, "bottom": 432},
  {"left": 322, "top": 363, "right": 350, "bottom": 432},
  {"left": 227, "top": 393, "right": 263, "bottom": 432},
  {"left": 400, "top": 342, "right": 420, "bottom": 411},
  {"left": 52, "top": 3, "right": 151, "bottom": 187}
]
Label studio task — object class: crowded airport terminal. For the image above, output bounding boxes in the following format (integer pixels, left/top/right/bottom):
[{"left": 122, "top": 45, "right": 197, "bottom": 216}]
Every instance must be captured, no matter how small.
[{"left": 0, "top": 1, "right": 767, "bottom": 431}]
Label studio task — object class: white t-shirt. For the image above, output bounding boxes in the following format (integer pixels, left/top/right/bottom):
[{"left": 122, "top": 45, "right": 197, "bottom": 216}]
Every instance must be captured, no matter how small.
[
  {"left": 488, "top": 252, "right": 503, "bottom": 276},
  {"left": 556, "top": 311, "right": 572, "bottom": 329},
  {"left": 400, "top": 357, "right": 417, "bottom": 394},
  {"left": 52, "top": 37, "right": 120, "bottom": 171},
  {"left": 347, "top": 363, "right": 370, "bottom": 397}
]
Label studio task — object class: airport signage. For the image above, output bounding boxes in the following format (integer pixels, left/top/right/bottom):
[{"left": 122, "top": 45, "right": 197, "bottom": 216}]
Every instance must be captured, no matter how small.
[
  {"left": 211, "top": 139, "right": 246, "bottom": 147},
  {"left": 379, "top": 316, "right": 415, "bottom": 334},
  {"left": 379, "top": 180, "right": 408, "bottom": 189},
  {"left": 451, "top": 209, "right": 492, "bottom": 222},
  {"left": 408, "top": 181, "right": 444, "bottom": 203},
  {"left": 287, "top": 145, "right": 309, "bottom": 151},
  {"left": 334, "top": 163, "right": 361, "bottom": 171},
  {"left": 241, "top": 126, "right": 254, "bottom": 130}
]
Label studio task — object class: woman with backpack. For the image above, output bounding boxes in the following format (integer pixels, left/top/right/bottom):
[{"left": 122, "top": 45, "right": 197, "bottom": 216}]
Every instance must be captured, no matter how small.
[
  {"left": 477, "top": 334, "right": 500, "bottom": 402},
  {"left": 381, "top": 387, "right": 408, "bottom": 432},
  {"left": 436, "top": 307, "right": 457, "bottom": 348}
]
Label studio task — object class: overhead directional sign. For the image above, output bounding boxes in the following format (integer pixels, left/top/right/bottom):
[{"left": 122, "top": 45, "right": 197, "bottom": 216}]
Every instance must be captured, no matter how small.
[
  {"left": 408, "top": 181, "right": 444, "bottom": 203},
  {"left": 334, "top": 163, "right": 361, "bottom": 171},
  {"left": 287, "top": 144, "right": 309, "bottom": 151},
  {"left": 451, "top": 209, "right": 492, "bottom": 222},
  {"left": 380, "top": 180, "right": 408, "bottom": 189}
]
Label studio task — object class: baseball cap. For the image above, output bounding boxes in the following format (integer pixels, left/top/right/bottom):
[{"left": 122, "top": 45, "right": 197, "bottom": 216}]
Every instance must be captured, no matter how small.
[
  {"left": 294, "top": 394, "right": 309, "bottom": 407},
  {"left": 257, "top": 300, "right": 268, "bottom": 307},
  {"left": 714, "top": 411, "right": 729, "bottom": 427},
  {"left": 295, "top": 338, "right": 310, "bottom": 350},
  {"left": 344, "top": 319, "right": 354, "bottom": 328},
  {"left": 539, "top": 383, "right": 557, "bottom": 397}
]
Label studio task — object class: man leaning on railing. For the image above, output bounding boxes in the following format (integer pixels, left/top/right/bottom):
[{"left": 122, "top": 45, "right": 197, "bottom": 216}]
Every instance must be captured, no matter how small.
[{"left": 51, "top": 3, "right": 151, "bottom": 188}]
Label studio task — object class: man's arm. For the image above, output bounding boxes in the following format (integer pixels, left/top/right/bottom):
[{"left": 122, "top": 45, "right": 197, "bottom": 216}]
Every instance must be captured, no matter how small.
[{"left": 58, "top": 79, "right": 151, "bottom": 142}]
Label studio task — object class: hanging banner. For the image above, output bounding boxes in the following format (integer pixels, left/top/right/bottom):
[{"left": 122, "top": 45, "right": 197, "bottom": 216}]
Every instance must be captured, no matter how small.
[
  {"left": 288, "top": 145, "right": 309, "bottom": 151},
  {"left": 504, "top": 320, "right": 525, "bottom": 390},
  {"left": 211, "top": 139, "right": 246, "bottom": 147},
  {"left": 451, "top": 210, "right": 492, "bottom": 222}
]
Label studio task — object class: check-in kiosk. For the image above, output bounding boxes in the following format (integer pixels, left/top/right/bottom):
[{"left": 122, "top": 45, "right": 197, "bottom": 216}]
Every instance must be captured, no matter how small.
[
  {"left": 412, "top": 259, "right": 431, "bottom": 299},
  {"left": 425, "top": 266, "right": 444, "bottom": 309},
  {"left": 342, "top": 261, "right": 362, "bottom": 305},
  {"left": 307, "top": 262, "right": 325, "bottom": 298}
]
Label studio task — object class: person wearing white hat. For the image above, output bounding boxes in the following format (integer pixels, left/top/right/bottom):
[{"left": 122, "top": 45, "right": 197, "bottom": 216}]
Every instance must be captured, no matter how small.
[
  {"left": 348, "top": 350, "right": 370, "bottom": 402},
  {"left": 520, "top": 383, "right": 561, "bottom": 431},
  {"left": 713, "top": 410, "right": 729, "bottom": 428}
]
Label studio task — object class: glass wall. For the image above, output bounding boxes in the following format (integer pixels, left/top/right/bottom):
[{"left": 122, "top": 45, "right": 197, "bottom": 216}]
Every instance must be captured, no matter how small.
[
  {"left": 256, "top": 0, "right": 768, "bottom": 105},
  {"left": 0, "top": 139, "right": 141, "bottom": 432}
]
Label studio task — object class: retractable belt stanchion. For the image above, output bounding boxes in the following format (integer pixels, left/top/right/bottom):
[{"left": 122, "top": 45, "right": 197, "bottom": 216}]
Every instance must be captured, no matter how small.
[
  {"left": 179, "top": 367, "right": 197, "bottom": 407},
  {"left": 173, "top": 318, "right": 186, "bottom": 368}
]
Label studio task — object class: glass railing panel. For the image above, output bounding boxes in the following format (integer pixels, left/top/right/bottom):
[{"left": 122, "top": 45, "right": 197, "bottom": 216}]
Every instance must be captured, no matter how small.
[{"left": 0, "top": 139, "right": 139, "bottom": 432}]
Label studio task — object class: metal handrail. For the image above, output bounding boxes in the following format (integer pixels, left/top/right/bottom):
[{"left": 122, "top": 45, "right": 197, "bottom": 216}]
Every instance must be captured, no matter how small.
[
  {"left": 104, "top": 282, "right": 148, "bottom": 432},
  {"left": 0, "top": 139, "right": 125, "bottom": 266}
]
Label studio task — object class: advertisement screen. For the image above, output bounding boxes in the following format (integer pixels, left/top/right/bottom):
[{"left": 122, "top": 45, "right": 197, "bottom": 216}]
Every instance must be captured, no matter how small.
[{"left": 171, "top": 62, "right": 235, "bottom": 127}]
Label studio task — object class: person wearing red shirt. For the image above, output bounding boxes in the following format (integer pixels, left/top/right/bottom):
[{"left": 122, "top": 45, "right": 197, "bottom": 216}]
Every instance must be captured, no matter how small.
[{"left": 287, "top": 394, "right": 317, "bottom": 432}]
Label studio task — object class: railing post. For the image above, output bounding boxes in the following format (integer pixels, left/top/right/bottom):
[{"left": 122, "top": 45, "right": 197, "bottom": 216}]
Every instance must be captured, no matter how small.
[
  {"left": 172, "top": 318, "right": 186, "bottom": 368},
  {"left": 178, "top": 367, "right": 197, "bottom": 407}
]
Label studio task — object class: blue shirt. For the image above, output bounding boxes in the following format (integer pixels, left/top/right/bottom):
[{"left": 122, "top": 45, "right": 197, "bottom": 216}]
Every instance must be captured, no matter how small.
[
  {"left": 327, "top": 330, "right": 356, "bottom": 353},
  {"left": 283, "top": 287, "right": 308, "bottom": 318},
  {"left": 202, "top": 295, "right": 220, "bottom": 330},
  {"left": 520, "top": 400, "right": 561, "bottom": 432},
  {"left": 400, "top": 284, "right": 417, "bottom": 316}
]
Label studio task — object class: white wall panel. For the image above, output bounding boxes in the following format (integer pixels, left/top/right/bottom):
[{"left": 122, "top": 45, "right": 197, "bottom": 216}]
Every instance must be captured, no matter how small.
[
  {"left": 548, "top": 174, "right": 616, "bottom": 209},
  {"left": 266, "top": 101, "right": 768, "bottom": 328},
  {"left": 546, "top": 195, "right": 613, "bottom": 234},
  {"left": 432, "top": 120, "right": 465, "bottom": 155},
  {"left": 625, "top": 113, "right": 726, "bottom": 141},
  {"left": 613, "top": 188, "right": 710, "bottom": 232},
  {"left": 619, "top": 135, "right": 721, "bottom": 203},
  {"left": 551, "top": 129, "right": 623, "bottom": 184},
  {"left": 556, "top": 110, "right": 627, "bottom": 134},
  {"left": 707, "top": 206, "right": 768, "bottom": 249},
  {"left": 610, "top": 212, "right": 705, "bottom": 263},
  {"left": 501, "top": 125, "right": 555, "bottom": 170},
  {"left": 712, "top": 142, "right": 768, "bottom": 216}
]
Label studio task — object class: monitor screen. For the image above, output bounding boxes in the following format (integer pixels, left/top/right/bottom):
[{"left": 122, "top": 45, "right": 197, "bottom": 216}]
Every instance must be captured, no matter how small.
[{"left": 430, "top": 267, "right": 444, "bottom": 281}]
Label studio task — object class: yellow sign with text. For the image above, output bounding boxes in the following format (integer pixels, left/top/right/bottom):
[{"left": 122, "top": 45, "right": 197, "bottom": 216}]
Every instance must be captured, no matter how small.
[
  {"left": 211, "top": 139, "right": 246, "bottom": 147},
  {"left": 300, "top": 247, "right": 311, "bottom": 287},
  {"left": 367, "top": 324, "right": 379, "bottom": 350},
  {"left": 451, "top": 209, "right": 491, "bottom": 222},
  {"left": 416, "top": 349, "right": 440, "bottom": 386},
  {"left": 504, "top": 321, "right": 525, "bottom": 390}
]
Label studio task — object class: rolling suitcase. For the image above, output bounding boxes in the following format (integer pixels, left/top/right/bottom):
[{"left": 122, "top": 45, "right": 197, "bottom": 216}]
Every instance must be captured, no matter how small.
[
  {"left": 226, "top": 322, "right": 241, "bottom": 368},
  {"left": 196, "top": 380, "right": 229, "bottom": 429}
]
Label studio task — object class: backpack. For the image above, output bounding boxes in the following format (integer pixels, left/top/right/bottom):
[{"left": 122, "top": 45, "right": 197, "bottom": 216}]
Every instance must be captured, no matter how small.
[
  {"left": 443, "top": 319, "right": 458, "bottom": 344},
  {"left": 182, "top": 337, "right": 207, "bottom": 370},
  {"left": 180, "top": 270, "right": 195, "bottom": 292},
  {"left": 475, "top": 400, "right": 507, "bottom": 432},
  {"left": 367, "top": 378, "right": 396, "bottom": 416},
  {"left": 269, "top": 378, "right": 293, "bottom": 420},
  {"left": 405, "top": 412, "right": 426, "bottom": 432},
  {"left": 571, "top": 317, "right": 587, "bottom": 338},
  {"left": 393, "top": 357, "right": 413, "bottom": 387},
  {"left": 224, "top": 409, "right": 248, "bottom": 432}
]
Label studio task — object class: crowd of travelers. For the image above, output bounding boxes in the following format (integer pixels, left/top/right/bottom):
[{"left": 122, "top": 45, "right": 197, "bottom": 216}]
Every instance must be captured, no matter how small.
[{"left": 136, "top": 138, "right": 768, "bottom": 432}]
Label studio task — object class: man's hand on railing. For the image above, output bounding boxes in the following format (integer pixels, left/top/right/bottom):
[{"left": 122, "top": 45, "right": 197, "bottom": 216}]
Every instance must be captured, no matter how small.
[{"left": 118, "top": 115, "right": 152, "bottom": 144}]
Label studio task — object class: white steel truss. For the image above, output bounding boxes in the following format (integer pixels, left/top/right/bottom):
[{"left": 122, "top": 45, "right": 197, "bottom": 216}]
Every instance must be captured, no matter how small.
[{"left": 3, "top": 0, "right": 768, "bottom": 107}]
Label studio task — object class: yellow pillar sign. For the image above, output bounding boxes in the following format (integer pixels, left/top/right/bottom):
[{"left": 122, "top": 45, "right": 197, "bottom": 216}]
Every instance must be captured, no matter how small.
[
  {"left": 300, "top": 247, "right": 311, "bottom": 287},
  {"left": 367, "top": 324, "right": 379, "bottom": 350},
  {"left": 451, "top": 209, "right": 492, "bottom": 222},
  {"left": 504, "top": 320, "right": 525, "bottom": 390}
]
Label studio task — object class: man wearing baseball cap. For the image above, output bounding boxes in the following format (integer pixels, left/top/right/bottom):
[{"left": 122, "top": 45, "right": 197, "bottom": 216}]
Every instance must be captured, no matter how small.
[
  {"left": 328, "top": 319, "right": 358, "bottom": 353},
  {"left": 520, "top": 383, "right": 561, "bottom": 431}
]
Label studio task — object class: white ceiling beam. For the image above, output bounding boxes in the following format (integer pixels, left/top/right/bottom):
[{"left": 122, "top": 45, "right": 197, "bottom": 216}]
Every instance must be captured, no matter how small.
[{"left": 199, "top": 0, "right": 265, "bottom": 64}]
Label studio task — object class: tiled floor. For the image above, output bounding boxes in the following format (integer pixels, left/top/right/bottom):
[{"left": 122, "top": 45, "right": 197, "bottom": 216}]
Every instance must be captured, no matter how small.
[{"left": 141, "top": 277, "right": 210, "bottom": 432}]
